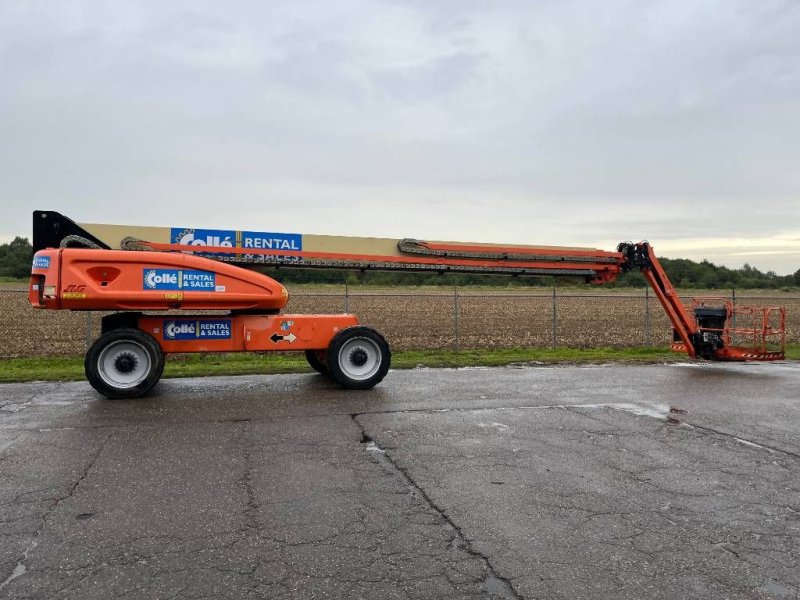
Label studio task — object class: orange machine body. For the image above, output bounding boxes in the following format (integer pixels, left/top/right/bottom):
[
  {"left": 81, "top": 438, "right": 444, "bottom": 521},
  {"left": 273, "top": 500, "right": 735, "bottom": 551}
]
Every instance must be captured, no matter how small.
[
  {"left": 30, "top": 248, "right": 289, "bottom": 312},
  {"left": 29, "top": 248, "right": 359, "bottom": 354},
  {"left": 137, "top": 314, "right": 359, "bottom": 353}
]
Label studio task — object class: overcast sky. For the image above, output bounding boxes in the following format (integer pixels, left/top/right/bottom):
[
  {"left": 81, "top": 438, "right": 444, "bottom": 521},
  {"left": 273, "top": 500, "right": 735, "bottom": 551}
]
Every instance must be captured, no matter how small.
[{"left": 1, "top": 1, "right": 799, "bottom": 274}]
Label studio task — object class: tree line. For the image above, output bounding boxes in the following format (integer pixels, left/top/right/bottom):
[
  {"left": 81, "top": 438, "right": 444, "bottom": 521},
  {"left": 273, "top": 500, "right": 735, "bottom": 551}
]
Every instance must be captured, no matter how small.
[
  {"left": 0, "top": 237, "right": 36, "bottom": 279},
  {"left": 3, "top": 237, "right": 799, "bottom": 289},
  {"left": 264, "top": 258, "right": 800, "bottom": 289}
]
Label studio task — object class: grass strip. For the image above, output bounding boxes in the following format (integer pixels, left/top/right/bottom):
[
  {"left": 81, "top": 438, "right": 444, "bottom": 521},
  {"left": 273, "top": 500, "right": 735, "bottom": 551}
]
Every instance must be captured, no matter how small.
[{"left": 1, "top": 345, "right": 797, "bottom": 383}]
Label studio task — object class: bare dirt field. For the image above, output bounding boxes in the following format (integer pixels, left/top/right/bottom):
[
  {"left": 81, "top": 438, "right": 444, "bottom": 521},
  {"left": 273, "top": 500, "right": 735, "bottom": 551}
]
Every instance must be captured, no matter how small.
[{"left": 2, "top": 282, "right": 798, "bottom": 358}]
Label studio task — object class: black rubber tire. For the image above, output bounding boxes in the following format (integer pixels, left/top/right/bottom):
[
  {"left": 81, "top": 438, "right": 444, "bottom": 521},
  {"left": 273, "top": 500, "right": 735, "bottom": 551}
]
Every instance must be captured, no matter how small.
[
  {"left": 85, "top": 328, "right": 165, "bottom": 399},
  {"left": 326, "top": 326, "right": 390, "bottom": 390},
  {"left": 305, "top": 350, "right": 330, "bottom": 376}
]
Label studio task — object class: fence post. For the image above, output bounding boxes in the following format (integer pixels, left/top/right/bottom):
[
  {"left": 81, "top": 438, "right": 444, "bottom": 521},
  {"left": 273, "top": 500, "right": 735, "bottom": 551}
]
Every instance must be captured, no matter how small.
[
  {"left": 453, "top": 286, "right": 460, "bottom": 352},
  {"left": 644, "top": 286, "right": 651, "bottom": 347},
  {"left": 343, "top": 274, "right": 350, "bottom": 313},
  {"left": 552, "top": 284, "right": 557, "bottom": 350},
  {"left": 85, "top": 312, "right": 93, "bottom": 351}
]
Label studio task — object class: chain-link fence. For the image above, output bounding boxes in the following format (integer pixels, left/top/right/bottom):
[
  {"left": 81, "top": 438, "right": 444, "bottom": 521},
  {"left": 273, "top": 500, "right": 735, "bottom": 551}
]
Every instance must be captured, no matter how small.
[{"left": 1, "top": 286, "right": 798, "bottom": 358}]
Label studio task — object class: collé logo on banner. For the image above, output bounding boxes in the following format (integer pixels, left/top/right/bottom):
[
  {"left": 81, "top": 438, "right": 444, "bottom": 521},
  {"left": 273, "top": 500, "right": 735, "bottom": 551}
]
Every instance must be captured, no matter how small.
[
  {"left": 32, "top": 255, "right": 51, "bottom": 269},
  {"left": 143, "top": 269, "right": 216, "bottom": 291},
  {"left": 171, "top": 228, "right": 236, "bottom": 249},
  {"left": 163, "top": 319, "right": 232, "bottom": 340},
  {"left": 170, "top": 226, "right": 302, "bottom": 262}
]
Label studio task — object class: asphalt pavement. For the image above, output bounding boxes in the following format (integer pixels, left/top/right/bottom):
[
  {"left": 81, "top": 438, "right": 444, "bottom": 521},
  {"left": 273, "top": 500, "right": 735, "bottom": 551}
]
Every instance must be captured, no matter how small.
[{"left": 1, "top": 362, "right": 799, "bottom": 599}]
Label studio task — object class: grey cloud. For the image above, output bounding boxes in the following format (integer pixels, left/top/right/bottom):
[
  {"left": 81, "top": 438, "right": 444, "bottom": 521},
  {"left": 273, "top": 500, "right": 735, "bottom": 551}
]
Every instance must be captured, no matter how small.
[{"left": 369, "top": 52, "right": 487, "bottom": 101}]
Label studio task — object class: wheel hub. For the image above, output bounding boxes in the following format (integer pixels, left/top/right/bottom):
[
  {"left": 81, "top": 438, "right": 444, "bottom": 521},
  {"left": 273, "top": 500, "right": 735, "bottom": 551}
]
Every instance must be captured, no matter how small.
[
  {"left": 114, "top": 352, "right": 138, "bottom": 374},
  {"left": 349, "top": 348, "right": 369, "bottom": 367}
]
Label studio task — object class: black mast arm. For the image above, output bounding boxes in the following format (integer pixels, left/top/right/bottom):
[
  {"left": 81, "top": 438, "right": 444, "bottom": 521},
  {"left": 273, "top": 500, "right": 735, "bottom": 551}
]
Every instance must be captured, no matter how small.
[{"left": 33, "top": 210, "right": 110, "bottom": 252}]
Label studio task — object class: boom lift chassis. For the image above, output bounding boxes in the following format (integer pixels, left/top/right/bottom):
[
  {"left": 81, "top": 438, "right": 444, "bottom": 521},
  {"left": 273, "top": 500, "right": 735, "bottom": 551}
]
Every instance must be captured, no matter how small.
[{"left": 29, "top": 211, "right": 786, "bottom": 399}]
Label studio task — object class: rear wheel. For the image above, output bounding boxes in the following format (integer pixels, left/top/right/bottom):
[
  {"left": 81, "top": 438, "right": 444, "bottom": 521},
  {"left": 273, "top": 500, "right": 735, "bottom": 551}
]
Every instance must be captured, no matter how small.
[
  {"left": 305, "top": 350, "right": 330, "bottom": 376},
  {"left": 85, "top": 328, "right": 165, "bottom": 399},
  {"left": 326, "top": 327, "right": 390, "bottom": 390}
]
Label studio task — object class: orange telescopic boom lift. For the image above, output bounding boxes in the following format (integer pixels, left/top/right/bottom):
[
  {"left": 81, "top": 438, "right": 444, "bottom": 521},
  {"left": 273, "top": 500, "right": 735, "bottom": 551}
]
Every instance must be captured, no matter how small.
[{"left": 29, "top": 211, "right": 785, "bottom": 399}]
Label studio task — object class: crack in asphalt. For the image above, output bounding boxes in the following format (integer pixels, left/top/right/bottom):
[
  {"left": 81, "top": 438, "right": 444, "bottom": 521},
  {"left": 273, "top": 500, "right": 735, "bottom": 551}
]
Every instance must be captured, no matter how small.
[
  {"left": 351, "top": 404, "right": 800, "bottom": 598},
  {"left": 3, "top": 394, "right": 799, "bottom": 598},
  {"left": 351, "top": 413, "right": 524, "bottom": 600},
  {"left": 4, "top": 400, "right": 800, "bottom": 460},
  {"left": 0, "top": 431, "right": 113, "bottom": 592},
  {"left": 686, "top": 423, "right": 800, "bottom": 460},
  {"left": 236, "top": 421, "right": 260, "bottom": 533}
]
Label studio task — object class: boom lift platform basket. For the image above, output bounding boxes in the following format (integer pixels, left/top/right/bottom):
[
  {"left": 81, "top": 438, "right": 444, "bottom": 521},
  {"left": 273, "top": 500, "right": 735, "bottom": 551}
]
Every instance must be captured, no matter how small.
[{"left": 671, "top": 298, "right": 786, "bottom": 361}]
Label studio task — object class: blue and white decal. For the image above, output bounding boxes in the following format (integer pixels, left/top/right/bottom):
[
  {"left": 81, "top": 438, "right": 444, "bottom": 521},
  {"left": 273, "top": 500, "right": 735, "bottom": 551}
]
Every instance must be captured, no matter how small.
[
  {"left": 241, "top": 231, "right": 302, "bottom": 252},
  {"left": 143, "top": 269, "right": 216, "bottom": 291},
  {"left": 170, "top": 227, "right": 236, "bottom": 258},
  {"left": 170, "top": 226, "right": 302, "bottom": 263},
  {"left": 163, "top": 319, "right": 232, "bottom": 341},
  {"left": 171, "top": 228, "right": 236, "bottom": 248},
  {"left": 32, "top": 255, "right": 51, "bottom": 270},
  {"left": 180, "top": 270, "right": 216, "bottom": 290}
]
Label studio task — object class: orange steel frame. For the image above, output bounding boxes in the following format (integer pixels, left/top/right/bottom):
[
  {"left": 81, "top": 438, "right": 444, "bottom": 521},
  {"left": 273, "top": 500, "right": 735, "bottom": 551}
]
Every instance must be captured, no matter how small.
[
  {"left": 132, "top": 238, "right": 785, "bottom": 362},
  {"left": 638, "top": 246, "right": 700, "bottom": 358},
  {"left": 140, "top": 241, "right": 624, "bottom": 284}
]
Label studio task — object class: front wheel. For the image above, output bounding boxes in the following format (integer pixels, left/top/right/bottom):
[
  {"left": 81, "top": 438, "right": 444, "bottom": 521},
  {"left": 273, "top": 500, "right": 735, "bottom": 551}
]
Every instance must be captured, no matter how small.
[
  {"left": 326, "top": 327, "right": 390, "bottom": 390},
  {"left": 85, "top": 328, "right": 165, "bottom": 399}
]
